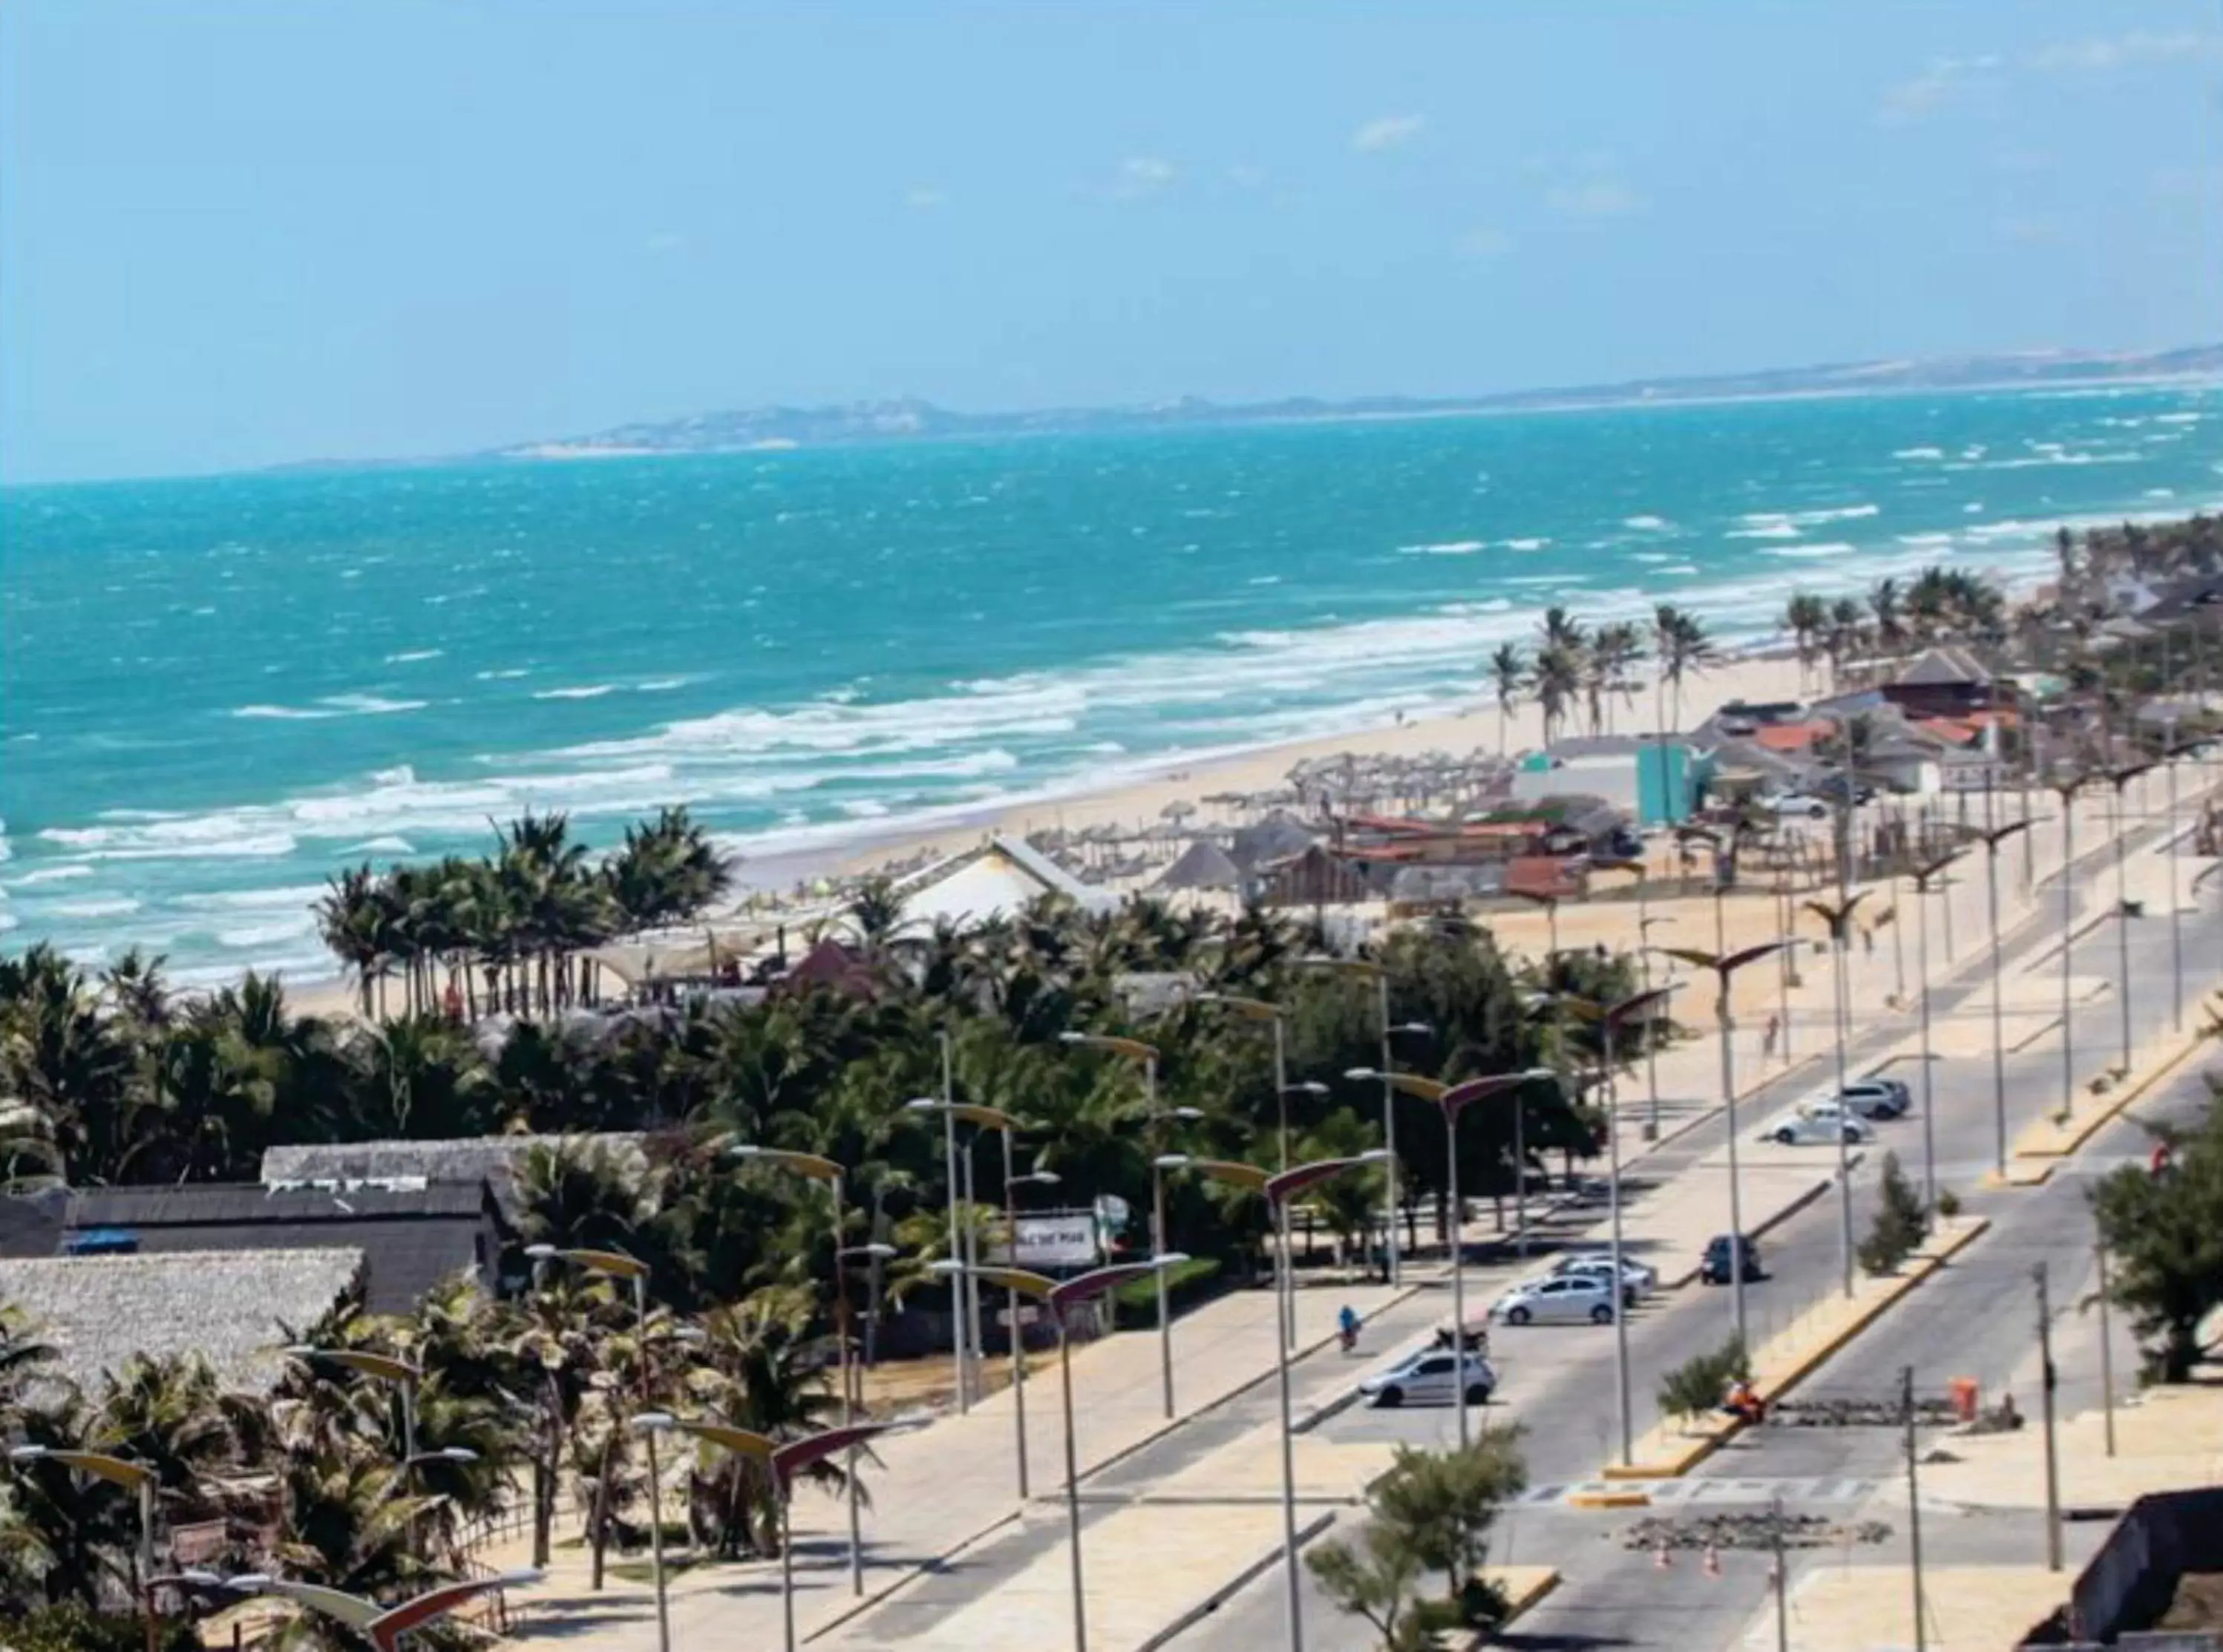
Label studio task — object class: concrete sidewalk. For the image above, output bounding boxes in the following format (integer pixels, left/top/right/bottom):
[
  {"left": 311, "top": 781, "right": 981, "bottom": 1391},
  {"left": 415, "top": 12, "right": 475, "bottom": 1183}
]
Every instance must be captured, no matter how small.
[{"left": 498, "top": 1280, "right": 1417, "bottom": 1650}]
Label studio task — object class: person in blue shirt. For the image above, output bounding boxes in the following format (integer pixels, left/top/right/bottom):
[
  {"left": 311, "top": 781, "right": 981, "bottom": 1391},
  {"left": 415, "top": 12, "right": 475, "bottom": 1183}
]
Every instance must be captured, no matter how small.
[{"left": 1337, "top": 1303, "right": 1361, "bottom": 1351}]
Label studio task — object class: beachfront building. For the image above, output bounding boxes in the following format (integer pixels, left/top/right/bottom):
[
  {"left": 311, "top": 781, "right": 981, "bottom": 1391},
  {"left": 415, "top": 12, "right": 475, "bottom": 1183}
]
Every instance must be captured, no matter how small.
[
  {"left": 1510, "top": 735, "right": 1696, "bottom": 827},
  {"left": 892, "top": 833, "right": 1118, "bottom": 928}
]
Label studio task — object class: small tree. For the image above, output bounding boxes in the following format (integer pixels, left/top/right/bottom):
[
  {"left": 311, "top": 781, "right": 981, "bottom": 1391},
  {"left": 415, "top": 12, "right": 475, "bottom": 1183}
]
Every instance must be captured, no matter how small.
[
  {"left": 1657, "top": 1336, "right": 1749, "bottom": 1432},
  {"left": 1310, "top": 1430, "right": 1528, "bottom": 1647},
  {"left": 2090, "top": 1088, "right": 2223, "bottom": 1381},
  {"left": 1308, "top": 1521, "right": 1437, "bottom": 1652},
  {"left": 1859, "top": 1150, "right": 1929, "bottom": 1276},
  {"left": 1370, "top": 1429, "right": 1525, "bottom": 1619}
]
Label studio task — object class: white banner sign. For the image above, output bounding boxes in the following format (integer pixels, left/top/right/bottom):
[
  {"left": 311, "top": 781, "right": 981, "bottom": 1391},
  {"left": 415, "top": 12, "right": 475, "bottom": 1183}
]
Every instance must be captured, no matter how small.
[{"left": 986, "top": 1213, "right": 1102, "bottom": 1268}]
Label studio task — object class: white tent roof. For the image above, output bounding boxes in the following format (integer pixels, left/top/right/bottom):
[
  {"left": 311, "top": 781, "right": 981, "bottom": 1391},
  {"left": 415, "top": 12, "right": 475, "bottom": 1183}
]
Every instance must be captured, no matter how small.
[{"left": 896, "top": 835, "right": 1116, "bottom": 929}]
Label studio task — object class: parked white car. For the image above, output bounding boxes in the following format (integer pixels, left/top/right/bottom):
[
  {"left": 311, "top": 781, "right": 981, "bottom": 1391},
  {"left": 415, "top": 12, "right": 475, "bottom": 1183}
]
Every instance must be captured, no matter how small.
[
  {"left": 1551, "top": 1252, "right": 1659, "bottom": 1300},
  {"left": 1490, "top": 1274, "right": 1620, "bottom": 1325},
  {"left": 1767, "top": 793, "right": 1832, "bottom": 819},
  {"left": 1358, "top": 1348, "right": 1498, "bottom": 1409},
  {"left": 1764, "top": 1104, "right": 1875, "bottom": 1147}
]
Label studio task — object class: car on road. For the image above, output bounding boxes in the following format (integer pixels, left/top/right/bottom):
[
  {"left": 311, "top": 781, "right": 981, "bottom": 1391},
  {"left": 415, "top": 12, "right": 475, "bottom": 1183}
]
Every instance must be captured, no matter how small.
[
  {"left": 1548, "top": 1252, "right": 1659, "bottom": 1301},
  {"left": 1766, "top": 792, "right": 1833, "bottom": 819},
  {"left": 1490, "top": 1274, "right": 1620, "bottom": 1325},
  {"left": 1836, "top": 1077, "right": 1911, "bottom": 1119},
  {"left": 1700, "top": 1233, "right": 1766, "bottom": 1285},
  {"left": 1764, "top": 1103, "right": 1876, "bottom": 1147},
  {"left": 1359, "top": 1348, "right": 1498, "bottom": 1409}
]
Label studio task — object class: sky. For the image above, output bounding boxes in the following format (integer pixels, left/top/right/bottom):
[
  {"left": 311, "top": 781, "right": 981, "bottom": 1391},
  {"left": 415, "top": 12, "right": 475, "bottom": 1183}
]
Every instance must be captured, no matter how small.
[{"left": 4, "top": 1, "right": 2221, "bottom": 483}]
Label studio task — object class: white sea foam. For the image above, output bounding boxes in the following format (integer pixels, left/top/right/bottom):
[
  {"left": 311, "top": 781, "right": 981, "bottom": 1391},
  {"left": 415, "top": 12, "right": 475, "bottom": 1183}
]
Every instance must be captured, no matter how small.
[
  {"left": 1629, "top": 551, "right": 1674, "bottom": 563},
  {"left": 1397, "top": 540, "right": 1484, "bottom": 555},
  {"left": 384, "top": 649, "right": 444, "bottom": 664},
  {"left": 534, "top": 684, "right": 620, "bottom": 701},
  {"left": 1726, "top": 523, "right": 1804, "bottom": 540},
  {"left": 234, "top": 694, "right": 426, "bottom": 720},
  {"left": 2154, "top": 413, "right": 2201, "bottom": 425},
  {"left": 475, "top": 667, "right": 532, "bottom": 681},
  {"left": 341, "top": 836, "right": 416, "bottom": 856},
  {"left": 1502, "top": 538, "right": 1551, "bottom": 551},
  {"left": 7, "top": 865, "right": 95, "bottom": 886},
  {"left": 1623, "top": 515, "right": 1669, "bottom": 530},
  {"left": 635, "top": 678, "right": 688, "bottom": 691},
  {"left": 1892, "top": 446, "right": 1944, "bottom": 459},
  {"left": 1763, "top": 541, "right": 1859, "bottom": 560},
  {"left": 47, "top": 897, "right": 142, "bottom": 920},
  {"left": 1896, "top": 533, "right": 1957, "bottom": 547},
  {"left": 370, "top": 765, "right": 416, "bottom": 787},
  {"left": 215, "top": 918, "right": 320, "bottom": 949}
]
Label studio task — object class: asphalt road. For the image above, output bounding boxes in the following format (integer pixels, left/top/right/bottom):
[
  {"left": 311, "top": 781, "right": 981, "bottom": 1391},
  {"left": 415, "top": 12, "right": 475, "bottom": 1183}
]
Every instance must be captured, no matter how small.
[{"left": 1173, "top": 809, "right": 2223, "bottom": 1652}]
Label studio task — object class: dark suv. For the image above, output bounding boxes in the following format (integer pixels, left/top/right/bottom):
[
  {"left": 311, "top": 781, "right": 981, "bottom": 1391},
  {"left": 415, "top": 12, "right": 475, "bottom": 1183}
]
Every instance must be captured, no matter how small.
[{"left": 1700, "top": 1233, "right": 1765, "bottom": 1285}]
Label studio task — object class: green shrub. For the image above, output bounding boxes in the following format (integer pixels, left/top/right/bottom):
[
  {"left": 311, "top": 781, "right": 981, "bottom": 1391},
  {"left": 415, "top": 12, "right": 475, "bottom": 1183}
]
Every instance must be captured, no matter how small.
[
  {"left": 1657, "top": 1336, "right": 1749, "bottom": 1429},
  {"left": 1859, "top": 1150, "right": 1928, "bottom": 1276},
  {"left": 1935, "top": 1188, "right": 1962, "bottom": 1220}
]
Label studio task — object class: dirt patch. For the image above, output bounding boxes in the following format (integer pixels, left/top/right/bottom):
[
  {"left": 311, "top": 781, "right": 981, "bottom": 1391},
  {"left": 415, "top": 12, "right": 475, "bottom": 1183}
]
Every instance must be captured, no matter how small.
[{"left": 2158, "top": 1568, "right": 2223, "bottom": 1630}]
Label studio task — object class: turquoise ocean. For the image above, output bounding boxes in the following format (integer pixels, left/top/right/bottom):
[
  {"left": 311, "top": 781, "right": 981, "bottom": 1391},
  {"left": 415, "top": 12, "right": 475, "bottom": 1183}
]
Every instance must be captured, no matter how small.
[{"left": 4, "top": 385, "right": 2220, "bottom": 986}]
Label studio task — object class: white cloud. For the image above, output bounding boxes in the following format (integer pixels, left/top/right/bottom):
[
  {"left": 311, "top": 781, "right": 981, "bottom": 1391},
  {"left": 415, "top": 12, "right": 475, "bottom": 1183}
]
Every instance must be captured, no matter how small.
[
  {"left": 1546, "top": 179, "right": 1639, "bottom": 218},
  {"left": 904, "top": 187, "right": 947, "bottom": 210},
  {"left": 1458, "top": 226, "right": 1513, "bottom": 260},
  {"left": 1352, "top": 114, "right": 1424, "bottom": 154},
  {"left": 1877, "top": 54, "right": 2000, "bottom": 124},
  {"left": 1110, "top": 156, "right": 1176, "bottom": 199},
  {"left": 2026, "top": 31, "right": 2223, "bottom": 73}
]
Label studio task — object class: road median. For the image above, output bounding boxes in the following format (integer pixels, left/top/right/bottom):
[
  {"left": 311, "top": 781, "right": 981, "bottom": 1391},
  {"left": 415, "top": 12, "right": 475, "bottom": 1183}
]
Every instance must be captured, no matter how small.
[{"left": 1602, "top": 1214, "right": 1990, "bottom": 1481}]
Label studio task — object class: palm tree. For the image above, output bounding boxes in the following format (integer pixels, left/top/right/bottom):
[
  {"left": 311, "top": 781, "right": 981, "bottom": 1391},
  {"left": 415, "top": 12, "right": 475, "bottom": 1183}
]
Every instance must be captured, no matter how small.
[
  {"left": 1783, "top": 594, "right": 1828, "bottom": 690},
  {"left": 316, "top": 866, "right": 389, "bottom": 1019},
  {"left": 1486, "top": 643, "right": 1525, "bottom": 755},
  {"left": 1869, "top": 577, "right": 1911, "bottom": 657},
  {"left": 1586, "top": 622, "right": 1646, "bottom": 735},
  {"left": 1530, "top": 643, "right": 1584, "bottom": 745}
]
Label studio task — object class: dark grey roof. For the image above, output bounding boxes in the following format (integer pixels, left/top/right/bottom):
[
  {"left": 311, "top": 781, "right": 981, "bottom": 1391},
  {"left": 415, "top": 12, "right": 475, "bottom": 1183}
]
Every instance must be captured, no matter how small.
[
  {"left": 261, "top": 1133, "right": 646, "bottom": 1199},
  {"left": 61, "top": 1182, "right": 495, "bottom": 1317},
  {"left": 73, "top": 1183, "right": 489, "bottom": 1227},
  {"left": 1230, "top": 810, "right": 1318, "bottom": 871},
  {"left": 0, "top": 1248, "right": 364, "bottom": 1397},
  {"left": 1154, "top": 840, "right": 1245, "bottom": 891}
]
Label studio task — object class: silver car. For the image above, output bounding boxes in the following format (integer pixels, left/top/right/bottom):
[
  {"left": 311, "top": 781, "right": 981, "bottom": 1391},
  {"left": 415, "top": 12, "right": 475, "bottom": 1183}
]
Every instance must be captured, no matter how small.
[
  {"left": 1358, "top": 1348, "right": 1499, "bottom": 1409},
  {"left": 1490, "top": 1274, "right": 1620, "bottom": 1325}
]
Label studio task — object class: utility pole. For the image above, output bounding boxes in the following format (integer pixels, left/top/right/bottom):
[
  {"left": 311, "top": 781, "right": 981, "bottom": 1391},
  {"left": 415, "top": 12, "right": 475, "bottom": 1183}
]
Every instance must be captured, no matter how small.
[
  {"left": 1904, "top": 1365, "right": 1927, "bottom": 1652},
  {"left": 2096, "top": 1233, "right": 2118, "bottom": 1458},
  {"left": 2036, "top": 1263, "right": 2063, "bottom": 1571},
  {"left": 1771, "top": 1495, "right": 1790, "bottom": 1652}
]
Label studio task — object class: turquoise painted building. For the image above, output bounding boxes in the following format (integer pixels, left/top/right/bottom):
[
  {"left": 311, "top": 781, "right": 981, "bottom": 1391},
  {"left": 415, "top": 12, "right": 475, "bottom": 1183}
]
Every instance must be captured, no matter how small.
[{"left": 1512, "top": 736, "right": 1695, "bottom": 827}]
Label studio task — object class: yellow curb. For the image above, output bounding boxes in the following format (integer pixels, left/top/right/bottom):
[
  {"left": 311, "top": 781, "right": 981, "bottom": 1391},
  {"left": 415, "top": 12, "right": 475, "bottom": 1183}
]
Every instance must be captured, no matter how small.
[
  {"left": 1484, "top": 1565, "right": 1561, "bottom": 1628},
  {"left": 1565, "top": 1490, "right": 1652, "bottom": 1509},
  {"left": 1600, "top": 1431, "right": 1729, "bottom": 1480},
  {"left": 1983, "top": 1161, "right": 2055, "bottom": 1189},
  {"left": 2014, "top": 1025, "right": 2216, "bottom": 1160}
]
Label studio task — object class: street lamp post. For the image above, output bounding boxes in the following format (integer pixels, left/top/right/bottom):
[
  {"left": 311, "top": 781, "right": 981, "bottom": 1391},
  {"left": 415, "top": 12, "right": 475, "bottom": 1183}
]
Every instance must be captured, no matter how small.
[
  {"left": 519, "top": 1246, "right": 674, "bottom": 1647},
  {"left": 932, "top": 1257, "right": 1188, "bottom": 1652},
  {"left": 1171, "top": 1155, "right": 1389, "bottom": 1652},
  {"left": 1962, "top": 821, "right": 2033, "bottom": 1180},
  {"left": 2106, "top": 761, "right": 2157, "bottom": 1072},
  {"left": 906, "top": 1098, "right": 1039, "bottom": 1500},
  {"left": 725, "top": 1146, "right": 868, "bottom": 1594},
  {"left": 1801, "top": 894, "right": 1869, "bottom": 1299},
  {"left": 1602, "top": 989, "right": 1678, "bottom": 1466},
  {"left": 632, "top": 1417, "right": 895, "bottom": 1652},
  {"left": 1058, "top": 1032, "right": 1187, "bottom": 1419},
  {"left": 215, "top": 1570, "right": 541, "bottom": 1652},
  {"left": 1906, "top": 848, "right": 1962, "bottom": 1210},
  {"left": 1656, "top": 940, "right": 1796, "bottom": 1347},
  {"left": 2046, "top": 773, "right": 2086, "bottom": 1122},
  {"left": 1298, "top": 957, "right": 1407, "bottom": 1285},
  {"left": 283, "top": 1344, "right": 439, "bottom": 1573}
]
